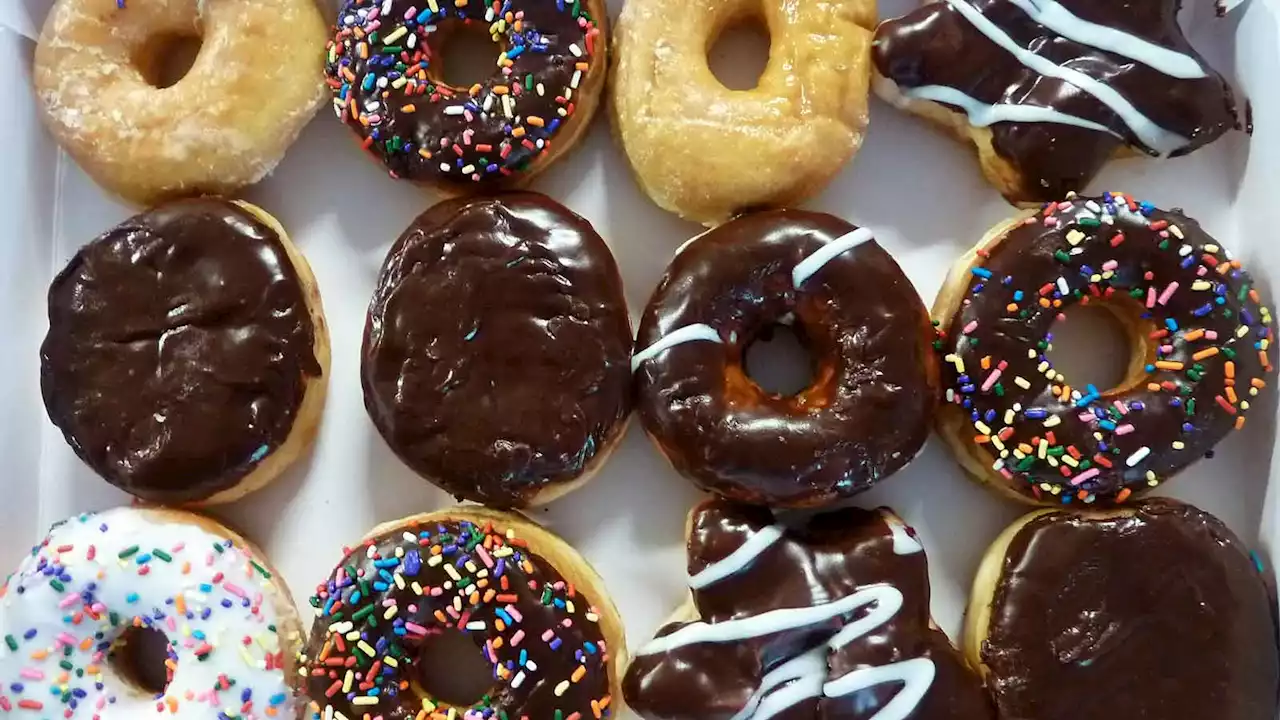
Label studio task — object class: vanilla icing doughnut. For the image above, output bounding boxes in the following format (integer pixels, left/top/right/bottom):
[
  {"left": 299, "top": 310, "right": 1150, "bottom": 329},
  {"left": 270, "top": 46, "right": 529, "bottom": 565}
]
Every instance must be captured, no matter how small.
[{"left": 0, "top": 507, "right": 304, "bottom": 719}]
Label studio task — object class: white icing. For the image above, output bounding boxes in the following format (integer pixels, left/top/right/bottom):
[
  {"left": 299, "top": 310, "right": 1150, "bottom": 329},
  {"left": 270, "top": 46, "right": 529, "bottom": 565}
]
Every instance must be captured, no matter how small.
[
  {"left": 942, "top": 0, "right": 1188, "bottom": 154},
  {"left": 885, "top": 517, "right": 924, "bottom": 555},
  {"left": 903, "top": 85, "right": 1119, "bottom": 136},
  {"left": 824, "top": 657, "right": 937, "bottom": 720},
  {"left": 1005, "top": 0, "right": 1206, "bottom": 79},
  {"left": 689, "top": 525, "right": 785, "bottom": 590},
  {"left": 730, "top": 645, "right": 827, "bottom": 720},
  {"left": 0, "top": 508, "right": 295, "bottom": 719},
  {"left": 631, "top": 323, "right": 722, "bottom": 372},
  {"left": 792, "top": 228, "right": 875, "bottom": 288}
]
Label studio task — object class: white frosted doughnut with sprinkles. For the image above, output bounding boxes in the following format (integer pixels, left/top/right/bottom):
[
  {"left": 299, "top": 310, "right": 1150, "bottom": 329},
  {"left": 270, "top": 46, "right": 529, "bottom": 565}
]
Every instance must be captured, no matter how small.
[{"left": 0, "top": 507, "right": 304, "bottom": 719}]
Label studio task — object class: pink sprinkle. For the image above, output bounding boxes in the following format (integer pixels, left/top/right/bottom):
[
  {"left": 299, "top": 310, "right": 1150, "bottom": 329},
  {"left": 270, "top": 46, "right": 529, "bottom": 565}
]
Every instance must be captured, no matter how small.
[
  {"left": 1196, "top": 266, "right": 1208, "bottom": 277},
  {"left": 561, "top": 618, "right": 573, "bottom": 628},
  {"left": 1160, "top": 344, "right": 1174, "bottom": 355},
  {"left": 171, "top": 542, "right": 185, "bottom": 553},
  {"left": 56, "top": 633, "right": 76, "bottom": 647},
  {"left": 541, "top": 629, "right": 555, "bottom": 641},
  {"left": 404, "top": 622, "right": 428, "bottom": 636},
  {"left": 446, "top": 606, "right": 461, "bottom": 620},
  {"left": 510, "top": 629, "right": 525, "bottom": 646},
  {"left": 223, "top": 583, "right": 247, "bottom": 599},
  {"left": 59, "top": 593, "right": 81, "bottom": 610},
  {"left": 1113, "top": 400, "right": 1129, "bottom": 415},
  {"left": 1115, "top": 424, "right": 1135, "bottom": 435},
  {"left": 1157, "top": 281, "right": 1179, "bottom": 305},
  {"left": 1205, "top": 330, "right": 1219, "bottom": 340},
  {"left": 429, "top": 587, "right": 444, "bottom": 597},
  {"left": 19, "top": 668, "right": 44, "bottom": 681},
  {"left": 1043, "top": 216, "right": 1059, "bottom": 227},
  {"left": 1070, "top": 468, "right": 1101, "bottom": 486},
  {"left": 981, "top": 369, "right": 1002, "bottom": 392},
  {"left": 1146, "top": 287, "right": 1156, "bottom": 308},
  {"left": 962, "top": 320, "right": 979, "bottom": 334},
  {"left": 1078, "top": 412, "right": 1095, "bottom": 423},
  {"left": 1101, "top": 260, "right": 1118, "bottom": 272},
  {"left": 403, "top": 5, "right": 416, "bottom": 18},
  {"left": 506, "top": 605, "right": 523, "bottom": 623},
  {"left": 476, "top": 545, "right": 493, "bottom": 569},
  {"left": 166, "top": 617, "right": 177, "bottom": 632}
]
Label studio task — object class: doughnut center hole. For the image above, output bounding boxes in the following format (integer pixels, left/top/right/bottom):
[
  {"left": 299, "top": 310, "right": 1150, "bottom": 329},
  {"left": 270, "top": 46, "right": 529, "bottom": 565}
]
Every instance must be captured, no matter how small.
[
  {"left": 109, "top": 626, "right": 174, "bottom": 697},
  {"left": 745, "top": 323, "right": 815, "bottom": 396},
  {"left": 135, "top": 33, "right": 202, "bottom": 89},
  {"left": 707, "top": 16, "right": 771, "bottom": 91},
  {"left": 434, "top": 22, "right": 502, "bottom": 89},
  {"left": 413, "top": 630, "right": 495, "bottom": 706},
  {"left": 1045, "top": 303, "right": 1136, "bottom": 395}
]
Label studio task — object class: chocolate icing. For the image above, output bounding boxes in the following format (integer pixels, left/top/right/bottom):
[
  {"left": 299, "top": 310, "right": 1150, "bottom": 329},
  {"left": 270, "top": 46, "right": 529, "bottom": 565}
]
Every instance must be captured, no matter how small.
[
  {"left": 362, "top": 192, "right": 631, "bottom": 508},
  {"left": 40, "top": 198, "right": 321, "bottom": 503},
  {"left": 326, "top": 0, "right": 603, "bottom": 187},
  {"left": 633, "top": 210, "right": 939, "bottom": 508},
  {"left": 623, "top": 499, "right": 995, "bottom": 720},
  {"left": 939, "top": 194, "right": 1274, "bottom": 504},
  {"left": 982, "top": 498, "right": 1280, "bottom": 720},
  {"left": 301, "top": 515, "right": 613, "bottom": 720},
  {"left": 873, "top": 0, "right": 1236, "bottom": 203}
]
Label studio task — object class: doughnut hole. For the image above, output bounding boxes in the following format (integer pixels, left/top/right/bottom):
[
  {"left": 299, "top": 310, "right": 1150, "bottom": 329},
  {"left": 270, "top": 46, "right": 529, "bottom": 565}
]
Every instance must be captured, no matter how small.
[
  {"left": 706, "top": 15, "right": 771, "bottom": 91},
  {"left": 1045, "top": 299, "right": 1156, "bottom": 398},
  {"left": 744, "top": 323, "right": 816, "bottom": 396},
  {"left": 134, "top": 33, "right": 203, "bottom": 89},
  {"left": 109, "top": 626, "right": 175, "bottom": 697},
  {"left": 432, "top": 21, "right": 503, "bottom": 90},
  {"left": 412, "top": 630, "right": 496, "bottom": 707}
]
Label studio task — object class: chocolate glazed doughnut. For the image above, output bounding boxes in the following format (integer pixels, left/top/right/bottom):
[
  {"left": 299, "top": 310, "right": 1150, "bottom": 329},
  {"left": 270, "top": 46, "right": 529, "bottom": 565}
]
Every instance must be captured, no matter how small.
[
  {"left": 362, "top": 193, "right": 631, "bottom": 508},
  {"left": 633, "top": 210, "right": 939, "bottom": 507}
]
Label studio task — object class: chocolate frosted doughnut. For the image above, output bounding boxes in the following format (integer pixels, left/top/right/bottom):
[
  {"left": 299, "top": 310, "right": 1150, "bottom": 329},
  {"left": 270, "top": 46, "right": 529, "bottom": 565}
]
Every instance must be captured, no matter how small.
[
  {"left": 362, "top": 192, "right": 631, "bottom": 508},
  {"left": 967, "top": 498, "right": 1280, "bottom": 720},
  {"left": 40, "top": 198, "right": 329, "bottom": 505},
  {"left": 633, "top": 210, "right": 939, "bottom": 507},
  {"left": 935, "top": 193, "right": 1275, "bottom": 505}
]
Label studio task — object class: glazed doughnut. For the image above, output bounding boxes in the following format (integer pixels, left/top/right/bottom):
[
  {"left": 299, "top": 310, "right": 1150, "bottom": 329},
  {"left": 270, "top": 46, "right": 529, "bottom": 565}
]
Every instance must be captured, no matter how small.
[
  {"left": 633, "top": 210, "right": 938, "bottom": 507},
  {"left": 0, "top": 506, "right": 305, "bottom": 720},
  {"left": 934, "top": 193, "right": 1274, "bottom": 505},
  {"left": 872, "top": 0, "right": 1236, "bottom": 204},
  {"left": 34, "top": 0, "right": 328, "bottom": 206},
  {"left": 623, "top": 499, "right": 994, "bottom": 719},
  {"left": 611, "top": 0, "right": 875, "bottom": 225},
  {"left": 362, "top": 193, "right": 631, "bottom": 508},
  {"left": 298, "top": 505, "right": 626, "bottom": 720},
  {"left": 965, "top": 498, "right": 1280, "bottom": 720},
  {"left": 325, "top": 0, "right": 606, "bottom": 190},
  {"left": 41, "top": 198, "right": 330, "bottom": 505}
]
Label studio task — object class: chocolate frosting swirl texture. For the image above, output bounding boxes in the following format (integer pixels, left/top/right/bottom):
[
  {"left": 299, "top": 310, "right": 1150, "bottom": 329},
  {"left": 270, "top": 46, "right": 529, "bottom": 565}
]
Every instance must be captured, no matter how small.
[
  {"left": 40, "top": 198, "right": 322, "bottom": 503},
  {"left": 979, "top": 498, "right": 1280, "bottom": 720},
  {"left": 872, "top": 0, "right": 1236, "bottom": 203},
  {"left": 634, "top": 210, "right": 939, "bottom": 507},
  {"left": 362, "top": 193, "right": 632, "bottom": 508},
  {"left": 623, "top": 499, "right": 995, "bottom": 720}
]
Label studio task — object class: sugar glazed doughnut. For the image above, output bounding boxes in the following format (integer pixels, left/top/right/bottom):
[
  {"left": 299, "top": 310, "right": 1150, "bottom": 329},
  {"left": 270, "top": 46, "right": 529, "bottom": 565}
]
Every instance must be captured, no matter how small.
[
  {"left": 966, "top": 498, "right": 1280, "bottom": 720},
  {"left": 633, "top": 210, "right": 938, "bottom": 507},
  {"left": 326, "top": 0, "right": 606, "bottom": 189},
  {"left": 624, "top": 499, "right": 994, "bottom": 719},
  {"left": 41, "top": 199, "right": 330, "bottom": 505},
  {"left": 935, "top": 193, "right": 1274, "bottom": 505},
  {"left": 0, "top": 506, "right": 305, "bottom": 720},
  {"left": 872, "top": 0, "right": 1237, "bottom": 204},
  {"left": 362, "top": 193, "right": 631, "bottom": 508},
  {"left": 34, "top": 0, "right": 328, "bottom": 206},
  {"left": 298, "top": 506, "right": 626, "bottom": 720},
  {"left": 611, "top": 0, "right": 876, "bottom": 225}
]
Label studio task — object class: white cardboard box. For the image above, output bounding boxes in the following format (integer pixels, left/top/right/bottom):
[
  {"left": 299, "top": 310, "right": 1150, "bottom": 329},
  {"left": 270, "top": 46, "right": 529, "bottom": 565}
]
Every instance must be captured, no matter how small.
[{"left": 3, "top": 0, "right": 1279, "bottom": 716}]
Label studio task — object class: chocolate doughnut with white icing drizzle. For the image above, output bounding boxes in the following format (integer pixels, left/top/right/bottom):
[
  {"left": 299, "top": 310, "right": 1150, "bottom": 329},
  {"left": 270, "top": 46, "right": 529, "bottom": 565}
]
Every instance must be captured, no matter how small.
[
  {"left": 622, "top": 499, "right": 995, "bottom": 720},
  {"left": 633, "top": 210, "right": 939, "bottom": 508}
]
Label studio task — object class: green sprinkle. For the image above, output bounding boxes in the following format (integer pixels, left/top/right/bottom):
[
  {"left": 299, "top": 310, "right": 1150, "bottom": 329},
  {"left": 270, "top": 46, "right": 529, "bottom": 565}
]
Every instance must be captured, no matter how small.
[
  {"left": 4, "top": 635, "right": 17, "bottom": 651},
  {"left": 252, "top": 561, "right": 272, "bottom": 579},
  {"left": 1223, "top": 347, "right": 1237, "bottom": 359},
  {"left": 1078, "top": 217, "right": 1101, "bottom": 227},
  {"left": 352, "top": 605, "right": 376, "bottom": 622},
  {"left": 213, "top": 542, "right": 225, "bottom": 554},
  {"left": 50, "top": 579, "right": 65, "bottom": 592},
  {"left": 152, "top": 549, "right": 172, "bottom": 563},
  {"left": 1053, "top": 250, "right": 1072, "bottom": 263},
  {"left": 118, "top": 545, "right": 140, "bottom": 559}
]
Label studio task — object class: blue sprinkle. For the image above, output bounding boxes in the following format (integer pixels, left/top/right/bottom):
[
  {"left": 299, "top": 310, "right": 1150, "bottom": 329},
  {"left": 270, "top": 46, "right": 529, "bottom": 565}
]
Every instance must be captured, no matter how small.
[
  {"left": 1165, "top": 318, "right": 1179, "bottom": 332},
  {"left": 250, "top": 444, "right": 269, "bottom": 462},
  {"left": 464, "top": 327, "right": 479, "bottom": 341},
  {"left": 972, "top": 267, "right": 993, "bottom": 279},
  {"left": 1024, "top": 408, "right": 1048, "bottom": 419},
  {"left": 1192, "top": 303, "right": 1214, "bottom": 317},
  {"left": 1013, "top": 290, "right": 1024, "bottom": 302}
]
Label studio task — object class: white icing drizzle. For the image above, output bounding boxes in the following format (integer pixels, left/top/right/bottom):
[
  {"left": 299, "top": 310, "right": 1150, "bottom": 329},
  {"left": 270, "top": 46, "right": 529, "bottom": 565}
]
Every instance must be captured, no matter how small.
[
  {"left": 688, "top": 525, "right": 785, "bottom": 590},
  {"left": 903, "top": 85, "right": 1119, "bottom": 136},
  {"left": 884, "top": 518, "right": 924, "bottom": 556},
  {"left": 631, "top": 323, "right": 722, "bottom": 372},
  {"left": 791, "top": 228, "right": 875, "bottom": 288},
  {"left": 941, "top": 0, "right": 1188, "bottom": 154},
  {"left": 824, "top": 657, "right": 938, "bottom": 720},
  {"left": 1005, "top": 0, "right": 1206, "bottom": 79},
  {"left": 730, "top": 646, "right": 827, "bottom": 720}
]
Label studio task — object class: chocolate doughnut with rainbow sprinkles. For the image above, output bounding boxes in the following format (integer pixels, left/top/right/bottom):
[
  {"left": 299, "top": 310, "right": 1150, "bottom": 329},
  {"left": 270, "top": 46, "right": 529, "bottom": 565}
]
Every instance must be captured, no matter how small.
[
  {"left": 934, "top": 192, "right": 1274, "bottom": 505},
  {"left": 326, "top": 0, "right": 606, "bottom": 190},
  {"left": 298, "top": 506, "right": 626, "bottom": 720}
]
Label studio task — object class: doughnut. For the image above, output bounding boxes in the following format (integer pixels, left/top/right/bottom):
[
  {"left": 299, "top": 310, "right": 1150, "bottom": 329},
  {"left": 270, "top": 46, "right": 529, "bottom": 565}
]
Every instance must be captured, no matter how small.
[
  {"left": 934, "top": 193, "right": 1274, "bottom": 505},
  {"left": 623, "top": 498, "right": 994, "bottom": 719},
  {"left": 362, "top": 193, "right": 631, "bottom": 508},
  {"left": 872, "top": 0, "right": 1237, "bottom": 204},
  {"left": 966, "top": 498, "right": 1280, "bottom": 720},
  {"left": 325, "top": 0, "right": 606, "bottom": 190},
  {"left": 633, "top": 210, "right": 938, "bottom": 507},
  {"left": 611, "top": 0, "right": 875, "bottom": 225},
  {"left": 34, "top": 0, "right": 328, "bottom": 206},
  {"left": 41, "top": 198, "right": 330, "bottom": 505},
  {"left": 297, "top": 505, "right": 626, "bottom": 720},
  {"left": 0, "top": 506, "right": 305, "bottom": 719}
]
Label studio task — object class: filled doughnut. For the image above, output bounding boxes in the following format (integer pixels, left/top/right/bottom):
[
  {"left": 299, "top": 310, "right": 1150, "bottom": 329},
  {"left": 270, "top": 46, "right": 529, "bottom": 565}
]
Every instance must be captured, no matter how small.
[
  {"left": 41, "top": 198, "right": 330, "bottom": 505},
  {"left": 633, "top": 210, "right": 938, "bottom": 507},
  {"left": 624, "top": 498, "right": 994, "bottom": 719},
  {"left": 966, "top": 498, "right": 1280, "bottom": 720},
  {"left": 34, "top": 0, "right": 328, "bottom": 206},
  {"left": 362, "top": 193, "right": 631, "bottom": 508},
  {"left": 0, "top": 506, "right": 305, "bottom": 719},
  {"left": 611, "top": 0, "right": 875, "bottom": 225},
  {"left": 298, "top": 505, "right": 626, "bottom": 720},
  {"left": 934, "top": 193, "right": 1274, "bottom": 505},
  {"left": 872, "top": 0, "right": 1237, "bottom": 204},
  {"left": 326, "top": 0, "right": 606, "bottom": 190}
]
